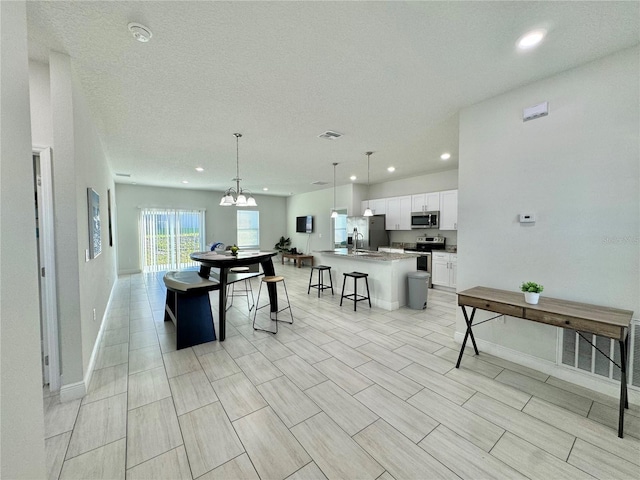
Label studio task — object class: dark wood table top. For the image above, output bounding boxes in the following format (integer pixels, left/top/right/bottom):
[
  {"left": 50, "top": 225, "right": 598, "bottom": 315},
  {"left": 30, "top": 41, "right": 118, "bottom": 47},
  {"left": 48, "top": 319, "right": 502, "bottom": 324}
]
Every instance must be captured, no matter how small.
[
  {"left": 190, "top": 250, "right": 277, "bottom": 268},
  {"left": 458, "top": 286, "right": 633, "bottom": 340}
]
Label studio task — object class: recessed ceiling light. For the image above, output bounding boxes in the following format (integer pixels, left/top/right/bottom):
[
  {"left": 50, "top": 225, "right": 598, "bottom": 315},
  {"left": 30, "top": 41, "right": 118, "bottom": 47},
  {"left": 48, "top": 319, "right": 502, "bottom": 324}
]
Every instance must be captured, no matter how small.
[
  {"left": 195, "top": 167, "right": 204, "bottom": 172},
  {"left": 263, "top": 187, "right": 268, "bottom": 191},
  {"left": 350, "top": 175, "right": 357, "bottom": 181},
  {"left": 128, "top": 22, "right": 153, "bottom": 43},
  {"left": 182, "top": 180, "right": 189, "bottom": 184},
  {"left": 387, "top": 166, "right": 395, "bottom": 172},
  {"left": 517, "top": 29, "right": 546, "bottom": 50},
  {"left": 440, "top": 152, "right": 451, "bottom": 160}
]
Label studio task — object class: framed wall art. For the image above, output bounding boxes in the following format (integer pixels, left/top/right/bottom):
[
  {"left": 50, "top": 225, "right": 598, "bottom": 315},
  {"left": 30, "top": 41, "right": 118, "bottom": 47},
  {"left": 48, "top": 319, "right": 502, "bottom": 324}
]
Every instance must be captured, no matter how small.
[{"left": 87, "top": 188, "right": 102, "bottom": 259}]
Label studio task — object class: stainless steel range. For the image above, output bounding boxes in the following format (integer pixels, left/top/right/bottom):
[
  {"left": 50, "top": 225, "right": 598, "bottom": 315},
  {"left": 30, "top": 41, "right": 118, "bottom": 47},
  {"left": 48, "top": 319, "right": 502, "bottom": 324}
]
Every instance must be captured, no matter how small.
[
  {"left": 407, "top": 236, "right": 446, "bottom": 288},
  {"left": 415, "top": 235, "right": 446, "bottom": 253}
]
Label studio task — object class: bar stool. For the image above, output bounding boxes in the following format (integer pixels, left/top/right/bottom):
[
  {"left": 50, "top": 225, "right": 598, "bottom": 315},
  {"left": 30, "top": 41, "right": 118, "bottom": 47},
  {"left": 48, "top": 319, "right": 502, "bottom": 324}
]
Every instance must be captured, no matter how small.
[
  {"left": 226, "top": 266, "right": 255, "bottom": 312},
  {"left": 340, "top": 272, "right": 371, "bottom": 311},
  {"left": 253, "top": 276, "right": 294, "bottom": 334},
  {"left": 308, "top": 265, "right": 334, "bottom": 297}
]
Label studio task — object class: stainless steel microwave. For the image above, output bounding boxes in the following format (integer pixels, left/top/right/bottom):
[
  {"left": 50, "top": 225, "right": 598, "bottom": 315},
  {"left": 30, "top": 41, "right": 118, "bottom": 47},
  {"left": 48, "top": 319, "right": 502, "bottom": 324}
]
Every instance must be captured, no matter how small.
[{"left": 411, "top": 211, "right": 439, "bottom": 229}]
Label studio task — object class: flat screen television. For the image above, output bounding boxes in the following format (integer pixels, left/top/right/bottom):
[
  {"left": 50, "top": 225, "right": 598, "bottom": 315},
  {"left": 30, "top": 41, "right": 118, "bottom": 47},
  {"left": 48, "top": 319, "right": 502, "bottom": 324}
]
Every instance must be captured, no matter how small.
[{"left": 296, "top": 215, "right": 313, "bottom": 233}]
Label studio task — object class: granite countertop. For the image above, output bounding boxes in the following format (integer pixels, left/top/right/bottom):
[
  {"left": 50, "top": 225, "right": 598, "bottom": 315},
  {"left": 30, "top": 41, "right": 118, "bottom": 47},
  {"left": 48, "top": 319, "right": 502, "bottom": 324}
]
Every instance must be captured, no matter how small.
[{"left": 316, "top": 249, "right": 419, "bottom": 261}]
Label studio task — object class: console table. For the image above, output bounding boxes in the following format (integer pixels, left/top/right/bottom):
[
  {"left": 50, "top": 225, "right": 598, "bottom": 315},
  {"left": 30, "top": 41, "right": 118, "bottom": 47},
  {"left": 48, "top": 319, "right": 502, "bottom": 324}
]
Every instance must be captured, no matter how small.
[
  {"left": 281, "top": 253, "right": 314, "bottom": 268},
  {"left": 456, "top": 286, "right": 633, "bottom": 438}
]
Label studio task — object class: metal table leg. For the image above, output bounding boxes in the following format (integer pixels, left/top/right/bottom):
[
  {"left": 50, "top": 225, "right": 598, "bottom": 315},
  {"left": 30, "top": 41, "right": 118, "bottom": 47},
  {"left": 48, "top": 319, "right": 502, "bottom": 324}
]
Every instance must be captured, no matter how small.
[{"left": 456, "top": 306, "right": 479, "bottom": 368}]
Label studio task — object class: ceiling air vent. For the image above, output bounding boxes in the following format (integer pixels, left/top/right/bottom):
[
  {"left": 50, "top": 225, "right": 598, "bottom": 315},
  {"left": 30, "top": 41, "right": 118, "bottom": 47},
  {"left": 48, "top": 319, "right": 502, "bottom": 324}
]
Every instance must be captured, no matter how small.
[
  {"left": 115, "top": 173, "right": 131, "bottom": 177},
  {"left": 311, "top": 181, "right": 329, "bottom": 186},
  {"left": 318, "top": 131, "right": 343, "bottom": 140}
]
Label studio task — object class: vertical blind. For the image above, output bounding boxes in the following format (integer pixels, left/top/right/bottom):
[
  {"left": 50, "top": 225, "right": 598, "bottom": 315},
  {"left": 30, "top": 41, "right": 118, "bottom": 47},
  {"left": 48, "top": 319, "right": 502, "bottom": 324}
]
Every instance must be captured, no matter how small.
[{"left": 139, "top": 208, "right": 205, "bottom": 273}]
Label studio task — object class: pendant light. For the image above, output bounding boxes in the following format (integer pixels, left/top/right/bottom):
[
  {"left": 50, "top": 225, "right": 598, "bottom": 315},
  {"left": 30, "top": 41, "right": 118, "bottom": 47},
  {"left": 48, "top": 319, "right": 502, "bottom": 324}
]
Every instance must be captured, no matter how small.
[
  {"left": 363, "top": 151, "right": 374, "bottom": 216},
  {"left": 331, "top": 162, "right": 339, "bottom": 218},
  {"left": 220, "top": 133, "right": 257, "bottom": 207}
]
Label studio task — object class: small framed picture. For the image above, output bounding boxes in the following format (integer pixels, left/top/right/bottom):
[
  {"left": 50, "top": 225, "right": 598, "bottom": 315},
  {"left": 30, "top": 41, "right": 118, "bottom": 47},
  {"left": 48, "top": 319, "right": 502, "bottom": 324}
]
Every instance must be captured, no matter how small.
[{"left": 87, "top": 188, "right": 102, "bottom": 259}]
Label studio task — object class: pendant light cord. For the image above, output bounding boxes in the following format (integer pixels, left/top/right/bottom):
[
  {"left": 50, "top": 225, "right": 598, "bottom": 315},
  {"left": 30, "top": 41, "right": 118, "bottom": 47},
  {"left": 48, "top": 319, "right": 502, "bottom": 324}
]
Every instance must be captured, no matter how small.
[
  {"left": 366, "top": 152, "right": 373, "bottom": 209},
  {"left": 234, "top": 133, "right": 242, "bottom": 192}
]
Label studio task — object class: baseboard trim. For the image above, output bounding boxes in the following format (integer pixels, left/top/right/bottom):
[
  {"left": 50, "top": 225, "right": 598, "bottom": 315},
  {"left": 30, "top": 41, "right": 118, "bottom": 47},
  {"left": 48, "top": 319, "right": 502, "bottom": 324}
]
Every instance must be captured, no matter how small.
[
  {"left": 79, "top": 280, "right": 118, "bottom": 399},
  {"left": 118, "top": 268, "right": 141, "bottom": 275},
  {"left": 453, "top": 331, "right": 640, "bottom": 404},
  {"left": 59, "top": 380, "right": 86, "bottom": 402}
]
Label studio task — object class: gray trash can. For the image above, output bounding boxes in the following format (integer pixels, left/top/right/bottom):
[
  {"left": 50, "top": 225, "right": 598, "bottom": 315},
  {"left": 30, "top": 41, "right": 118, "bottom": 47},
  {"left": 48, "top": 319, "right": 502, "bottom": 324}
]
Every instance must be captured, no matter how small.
[{"left": 407, "top": 271, "right": 430, "bottom": 310}]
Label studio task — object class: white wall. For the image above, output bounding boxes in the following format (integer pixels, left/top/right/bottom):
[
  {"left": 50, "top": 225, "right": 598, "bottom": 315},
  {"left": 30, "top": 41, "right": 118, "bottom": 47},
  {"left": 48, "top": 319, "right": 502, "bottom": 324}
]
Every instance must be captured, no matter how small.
[
  {"left": 458, "top": 47, "right": 639, "bottom": 362},
  {"left": 30, "top": 53, "right": 117, "bottom": 392},
  {"left": 368, "top": 169, "right": 458, "bottom": 199},
  {"left": 368, "top": 169, "right": 459, "bottom": 247},
  {"left": 115, "top": 184, "right": 287, "bottom": 273},
  {"left": 285, "top": 183, "right": 359, "bottom": 252},
  {"left": 0, "top": 1, "right": 47, "bottom": 477}
]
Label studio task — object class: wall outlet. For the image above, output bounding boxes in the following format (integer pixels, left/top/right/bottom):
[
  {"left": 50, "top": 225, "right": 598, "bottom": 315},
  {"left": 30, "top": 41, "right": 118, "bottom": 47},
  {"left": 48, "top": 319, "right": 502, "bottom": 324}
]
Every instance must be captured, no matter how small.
[
  {"left": 93, "top": 308, "right": 96, "bottom": 321},
  {"left": 318, "top": 233, "right": 322, "bottom": 238}
]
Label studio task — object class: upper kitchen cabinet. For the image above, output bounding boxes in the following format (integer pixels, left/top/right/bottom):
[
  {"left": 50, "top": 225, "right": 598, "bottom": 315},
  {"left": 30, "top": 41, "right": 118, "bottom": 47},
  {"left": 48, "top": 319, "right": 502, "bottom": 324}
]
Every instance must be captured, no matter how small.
[
  {"left": 386, "top": 195, "right": 412, "bottom": 230},
  {"left": 439, "top": 189, "right": 458, "bottom": 230},
  {"left": 361, "top": 198, "right": 386, "bottom": 216},
  {"left": 411, "top": 192, "right": 440, "bottom": 213}
]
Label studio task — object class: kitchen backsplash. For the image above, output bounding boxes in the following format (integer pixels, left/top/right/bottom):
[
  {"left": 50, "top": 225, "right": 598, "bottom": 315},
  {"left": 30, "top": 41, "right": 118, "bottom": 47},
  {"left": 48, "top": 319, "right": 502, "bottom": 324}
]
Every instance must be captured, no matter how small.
[{"left": 388, "top": 229, "right": 458, "bottom": 249}]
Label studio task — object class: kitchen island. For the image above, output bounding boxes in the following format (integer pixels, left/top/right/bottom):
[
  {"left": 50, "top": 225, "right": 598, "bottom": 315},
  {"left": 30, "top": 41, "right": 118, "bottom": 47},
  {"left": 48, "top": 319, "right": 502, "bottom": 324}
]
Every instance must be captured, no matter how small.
[{"left": 315, "top": 249, "right": 419, "bottom": 311}]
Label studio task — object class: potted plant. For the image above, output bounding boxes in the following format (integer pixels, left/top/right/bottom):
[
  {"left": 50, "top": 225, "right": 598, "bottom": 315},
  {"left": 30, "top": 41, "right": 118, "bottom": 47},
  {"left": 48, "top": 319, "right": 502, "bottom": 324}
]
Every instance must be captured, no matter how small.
[
  {"left": 230, "top": 244, "right": 239, "bottom": 256},
  {"left": 274, "top": 236, "right": 291, "bottom": 255},
  {"left": 521, "top": 281, "right": 544, "bottom": 304}
]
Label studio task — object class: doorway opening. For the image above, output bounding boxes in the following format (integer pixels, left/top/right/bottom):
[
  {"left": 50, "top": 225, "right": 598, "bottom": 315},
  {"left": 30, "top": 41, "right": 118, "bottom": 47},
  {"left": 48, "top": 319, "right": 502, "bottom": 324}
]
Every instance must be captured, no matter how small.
[{"left": 33, "top": 146, "right": 60, "bottom": 392}]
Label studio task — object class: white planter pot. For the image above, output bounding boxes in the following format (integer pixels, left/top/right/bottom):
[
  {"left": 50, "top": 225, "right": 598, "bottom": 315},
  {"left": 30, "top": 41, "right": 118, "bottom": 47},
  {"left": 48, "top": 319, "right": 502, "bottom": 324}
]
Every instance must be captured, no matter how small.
[{"left": 524, "top": 292, "right": 540, "bottom": 304}]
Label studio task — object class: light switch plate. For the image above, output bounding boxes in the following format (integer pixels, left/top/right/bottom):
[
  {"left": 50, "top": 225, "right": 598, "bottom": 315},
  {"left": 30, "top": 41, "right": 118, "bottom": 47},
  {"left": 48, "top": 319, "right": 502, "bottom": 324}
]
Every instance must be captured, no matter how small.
[{"left": 519, "top": 213, "right": 536, "bottom": 223}]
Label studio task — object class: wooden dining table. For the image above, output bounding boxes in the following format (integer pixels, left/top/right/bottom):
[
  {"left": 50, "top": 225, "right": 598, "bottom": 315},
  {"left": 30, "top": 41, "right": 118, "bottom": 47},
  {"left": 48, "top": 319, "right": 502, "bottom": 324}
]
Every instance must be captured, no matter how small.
[{"left": 190, "top": 250, "right": 278, "bottom": 341}]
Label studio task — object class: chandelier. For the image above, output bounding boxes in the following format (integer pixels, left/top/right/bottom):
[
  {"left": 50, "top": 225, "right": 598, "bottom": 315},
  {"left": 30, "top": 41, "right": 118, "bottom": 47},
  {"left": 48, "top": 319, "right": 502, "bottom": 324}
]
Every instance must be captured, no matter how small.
[{"left": 219, "top": 133, "right": 257, "bottom": 207}]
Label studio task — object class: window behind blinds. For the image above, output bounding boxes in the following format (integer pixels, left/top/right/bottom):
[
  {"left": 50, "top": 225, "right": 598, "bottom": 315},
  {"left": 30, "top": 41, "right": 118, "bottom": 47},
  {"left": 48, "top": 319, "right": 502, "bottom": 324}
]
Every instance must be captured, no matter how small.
[{"left": 140, "top": 208, "right": 205, "bottom": 273}]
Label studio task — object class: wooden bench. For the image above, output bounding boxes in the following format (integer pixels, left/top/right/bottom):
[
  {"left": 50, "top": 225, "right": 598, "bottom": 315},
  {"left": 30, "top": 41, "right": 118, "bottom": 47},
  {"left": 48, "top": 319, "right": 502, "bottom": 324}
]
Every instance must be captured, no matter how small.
[{"left": 281, "top": 253, "right": 314, "bottom": 268}]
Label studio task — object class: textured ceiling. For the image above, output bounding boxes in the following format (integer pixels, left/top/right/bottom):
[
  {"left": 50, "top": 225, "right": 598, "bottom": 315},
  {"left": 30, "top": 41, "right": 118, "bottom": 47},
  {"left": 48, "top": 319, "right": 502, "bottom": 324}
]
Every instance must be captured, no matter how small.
[{"left": 26, "top": 1, "right": 639, "bottom": 197}]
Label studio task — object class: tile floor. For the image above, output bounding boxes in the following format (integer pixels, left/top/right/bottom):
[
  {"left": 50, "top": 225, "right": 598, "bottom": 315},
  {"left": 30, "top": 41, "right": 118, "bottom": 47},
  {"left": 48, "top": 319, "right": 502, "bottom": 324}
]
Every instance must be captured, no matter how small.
[{"left": 43, "top": 263, "right": 640, "bottom": 479}]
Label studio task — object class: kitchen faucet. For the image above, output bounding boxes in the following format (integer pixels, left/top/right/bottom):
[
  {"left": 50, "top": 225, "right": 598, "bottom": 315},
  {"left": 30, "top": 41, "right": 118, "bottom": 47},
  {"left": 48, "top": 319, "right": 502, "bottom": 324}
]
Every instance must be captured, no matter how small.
[{"left": 353, "top": 228, "right": 363, "bottom": 253}]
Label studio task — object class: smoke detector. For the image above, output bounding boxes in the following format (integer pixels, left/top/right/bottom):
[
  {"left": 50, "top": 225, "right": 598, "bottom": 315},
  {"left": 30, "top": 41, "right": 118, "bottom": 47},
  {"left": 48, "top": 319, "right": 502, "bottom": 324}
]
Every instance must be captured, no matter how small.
[
  {"left": 318, "top": 131, "right": 343, "bottom": 140},
  {"left": 128, "top": 23, "right": 153, "bottom": 42}
]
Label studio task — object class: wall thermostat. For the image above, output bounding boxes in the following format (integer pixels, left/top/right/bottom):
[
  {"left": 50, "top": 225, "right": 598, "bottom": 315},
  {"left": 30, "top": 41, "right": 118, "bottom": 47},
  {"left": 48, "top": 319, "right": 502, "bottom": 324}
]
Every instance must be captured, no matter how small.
[{"left": 519, "top": 214, "right": 536, "bottom": 223}]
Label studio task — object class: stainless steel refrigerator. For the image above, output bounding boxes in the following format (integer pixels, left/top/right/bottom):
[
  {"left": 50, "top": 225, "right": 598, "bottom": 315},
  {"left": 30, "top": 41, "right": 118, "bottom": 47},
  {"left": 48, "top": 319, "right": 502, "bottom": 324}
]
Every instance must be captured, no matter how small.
[{"left": 346, "top": 215, "right": 389, "bottom": 251}]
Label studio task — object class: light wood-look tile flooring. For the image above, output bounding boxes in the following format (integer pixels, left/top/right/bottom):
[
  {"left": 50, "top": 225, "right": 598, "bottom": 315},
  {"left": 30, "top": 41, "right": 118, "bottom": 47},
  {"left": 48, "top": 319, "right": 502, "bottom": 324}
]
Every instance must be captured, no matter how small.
[{"left": 44, "top": 264, "right": 640, "bottom": 479}]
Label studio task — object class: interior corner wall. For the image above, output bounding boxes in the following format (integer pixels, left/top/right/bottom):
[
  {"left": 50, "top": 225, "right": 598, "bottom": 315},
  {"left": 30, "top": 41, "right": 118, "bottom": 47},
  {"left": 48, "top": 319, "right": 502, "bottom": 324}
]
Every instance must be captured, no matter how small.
[
  {"left": 458, "top": 46, "right": 639, "bottom": 362},
  {"left": 115, "top": 184, "right": 287, "bottom": 274},
  {"left": 0, "top": 1, "right": 47, "bottom": 478},
  {"left": 35, "top": 51, "right": 117, "bottom": 388},
  {"left": 71, "top": 62, "right": 117, "bottom": 374}
]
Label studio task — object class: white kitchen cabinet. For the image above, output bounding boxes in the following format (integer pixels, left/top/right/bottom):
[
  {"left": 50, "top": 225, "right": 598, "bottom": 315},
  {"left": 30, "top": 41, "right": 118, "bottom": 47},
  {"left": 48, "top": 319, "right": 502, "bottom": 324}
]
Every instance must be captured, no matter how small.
[
  {"left": 361, "top": 198, "right": 386, "bottom": 216},
  {"left": 411, "top": 192, "right": 440, "bottom": 213},
  {"left": 432, "top": 252, "right": 457, "bottom": 288},
  {"left": 385, "top": 195, "right": 412, "bottom": 230},
  {"left": 439, "top": 189, "right": 458, "bottom": 230}
]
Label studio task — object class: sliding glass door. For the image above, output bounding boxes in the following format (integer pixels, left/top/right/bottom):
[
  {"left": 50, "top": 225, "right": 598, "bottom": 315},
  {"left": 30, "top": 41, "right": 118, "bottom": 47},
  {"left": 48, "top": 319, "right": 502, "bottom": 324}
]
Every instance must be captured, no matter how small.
[{"left": 140, "top": 208, "right": 205, "bottom": 273}]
